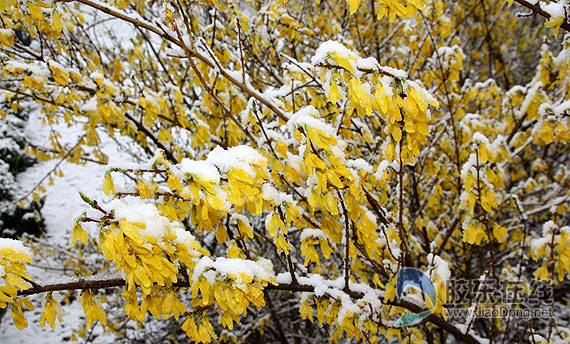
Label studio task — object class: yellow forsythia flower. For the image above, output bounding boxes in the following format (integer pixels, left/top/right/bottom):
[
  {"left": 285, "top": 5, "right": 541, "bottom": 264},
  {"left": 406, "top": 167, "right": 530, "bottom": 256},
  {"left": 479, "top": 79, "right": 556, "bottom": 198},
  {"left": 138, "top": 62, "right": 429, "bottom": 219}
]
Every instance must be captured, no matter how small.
[
  {"left": 0, "top": 239, "right": 33, "bottom": 309},
  {"left": 40, "top": 292, "right": 64, "bottom": 329},
  {"left": 81, "top": 291, "right": 106, "bottom": 328}
]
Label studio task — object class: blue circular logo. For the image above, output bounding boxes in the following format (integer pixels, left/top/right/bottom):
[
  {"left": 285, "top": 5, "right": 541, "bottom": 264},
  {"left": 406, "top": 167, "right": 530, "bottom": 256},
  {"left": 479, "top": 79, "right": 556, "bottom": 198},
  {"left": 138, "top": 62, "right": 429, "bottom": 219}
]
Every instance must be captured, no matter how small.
[{"left": 395, "top": 268, "right": 437, "bottom": 326}]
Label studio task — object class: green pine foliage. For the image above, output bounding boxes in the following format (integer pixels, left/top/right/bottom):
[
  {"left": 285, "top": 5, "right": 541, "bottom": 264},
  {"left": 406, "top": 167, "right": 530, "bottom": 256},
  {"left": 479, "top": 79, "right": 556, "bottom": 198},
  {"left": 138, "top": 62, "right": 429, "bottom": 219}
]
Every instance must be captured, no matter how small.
[{"left": 0, "top": 103, "right": 45, "bottom": 239}]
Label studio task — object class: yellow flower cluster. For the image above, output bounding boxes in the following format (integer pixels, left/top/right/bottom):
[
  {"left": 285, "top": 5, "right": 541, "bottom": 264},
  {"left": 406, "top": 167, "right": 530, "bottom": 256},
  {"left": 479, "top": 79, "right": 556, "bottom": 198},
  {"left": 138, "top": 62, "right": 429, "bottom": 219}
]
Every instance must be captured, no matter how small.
[
  {"left": 537, "top": 119, "right": 570, "bottom": 145},
  {"left": 98, "top": 147, "right": 285, "bottom": 342},
  {"left": 224, "top": 163, "right": 269, "bottom": 215},
  {"left": 318, "top": 44, "right": 439, "bottom": 165},
  {"left": 40, "top": 292, "right": 64, "bottom": 329},
  {"left": 287, "top": 101, "right": 389, "bottom": 267},
  {"left": 300, "top": 231, "right": 334, "bottom": 266},
  {"left": 97, "top": 213, "right": 208, "bottom": 324},
  {"left": 530, "top": 221, "right": 570, "bottom": 282},
  {"left": 346, "top": 0, "right": 429, "bottom": 21},
  {"left": 0, "top": 28, "right": 14, "bottom": 47},
  {"left": 300, "top": 295, "right": 378, "bottom": 342},
  {"left": 462, "top": 217, "right": 508, "bottom": 246},
  {"left": 148, "top": 147, "right": 270, "bottom": 236},
  {"left": 10, "top": 297, "right": 34, "bottom": 330},
  {"left": 0, "top": 1, "right": 71, "bottom": 42},
  {"left": 381, "top": 83, "right": 439, "bottom": 165},
  {"left": 0, "top": 238, "right": 33, "bottom": 309},
  {"left": 81, "top": 291, "right": 106, "bottom": 329},
  {"left": 461, "top": 140, "right": 499, "bottom": 216},
  {"left": 354, "top": 211, "right": 383, "bottom": 258},
  {"left": 186, "top": 256, "right": 276, "bottom": 342},
  {"left": 181, "top": 314, "right": 217, "bottom": 343},
  {"left": 289, "top": 108, "right": 355, "bottom": 211}
]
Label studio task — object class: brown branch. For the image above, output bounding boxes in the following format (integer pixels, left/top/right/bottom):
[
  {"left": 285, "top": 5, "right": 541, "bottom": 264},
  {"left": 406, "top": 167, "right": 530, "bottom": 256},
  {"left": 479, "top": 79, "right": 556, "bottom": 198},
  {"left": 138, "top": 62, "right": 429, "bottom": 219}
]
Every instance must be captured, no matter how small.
[
  {"left": 338, "top": 191, "right": 351, "bottom": 291},
  {"left": 0, "top": 86, "right": 71, "bottom": 108},
  {"left": 506, "top": 112, "right": 528, "bottom": 145},
  {"left": 436, "top": 215, "right": 461, "bottom": 256},
  {"left": 315, "top": 63, "right": 403, "bottom": 79},
  {"left": 123, "top": 113, "right": 178, "bottom": 163},
  {"left": 18, "top": 276, "right": 126, "bottom": 296},
  {"left": 109, "top": 168, "right": 167, "bottom": 173},
  {"left": 18, "top": 276, "right": 481, "bottom": 344},
  {"left": 362, "top": 188, "right": 389, "bottom": 225}
]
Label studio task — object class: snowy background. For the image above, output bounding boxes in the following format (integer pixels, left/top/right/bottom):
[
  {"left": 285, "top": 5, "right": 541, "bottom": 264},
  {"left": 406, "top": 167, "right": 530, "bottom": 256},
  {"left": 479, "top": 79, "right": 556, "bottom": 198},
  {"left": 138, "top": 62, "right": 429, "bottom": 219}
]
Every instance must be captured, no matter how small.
[
  {"left": 0, "top": 106, "right": 136, "bottom": 342},
  {"left": 1, "top": 9, "right": 141, "bottom": 342}
]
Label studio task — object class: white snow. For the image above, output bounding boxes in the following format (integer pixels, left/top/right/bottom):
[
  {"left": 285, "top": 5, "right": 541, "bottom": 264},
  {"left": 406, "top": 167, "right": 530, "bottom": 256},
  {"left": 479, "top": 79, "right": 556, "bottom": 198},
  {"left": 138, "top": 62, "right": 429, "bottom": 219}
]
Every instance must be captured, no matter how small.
[
  {"left": 206, "top": 145, "right": 266, "bottom": 176},
  {"left": 347, "top": 158, "right": 374, "bottom": 174},
  {"left": 287, "top": 106, "right": 336, "bottom": 137},
  {"left": 311, "top": 40, "right": 359, "bottom": 66},
  {"left": 80, "top": 96, "right": 97, "bottom": 112},
  {"left": 541, "top": 3, "right": 566, "bottom": 19},
  {"left": 261, "top": 183, "right": 285, "bottom": 204},
  {"left": 190, "top": 256, "right": 275, "bottom": 284},
  {"left": 378, "top": 65, "right": 407, "bottom": 79},
  {"left": 299, "top": 228, "right": 326, "bottom": 241},
  {"left": 178, "top": 159, "right": 221, "bottom": 183},
  {"left": 0, "top": 237, "right": 32, "bottom": 257},
  {"left": 472, "top": 132, "right": 490, "bottom": 145},
  {"left": 111, "top": 201, "right": 172, "bottom": 239},
  {"left": 427, "top": 253, "right": 451, "bottom": 282}
]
